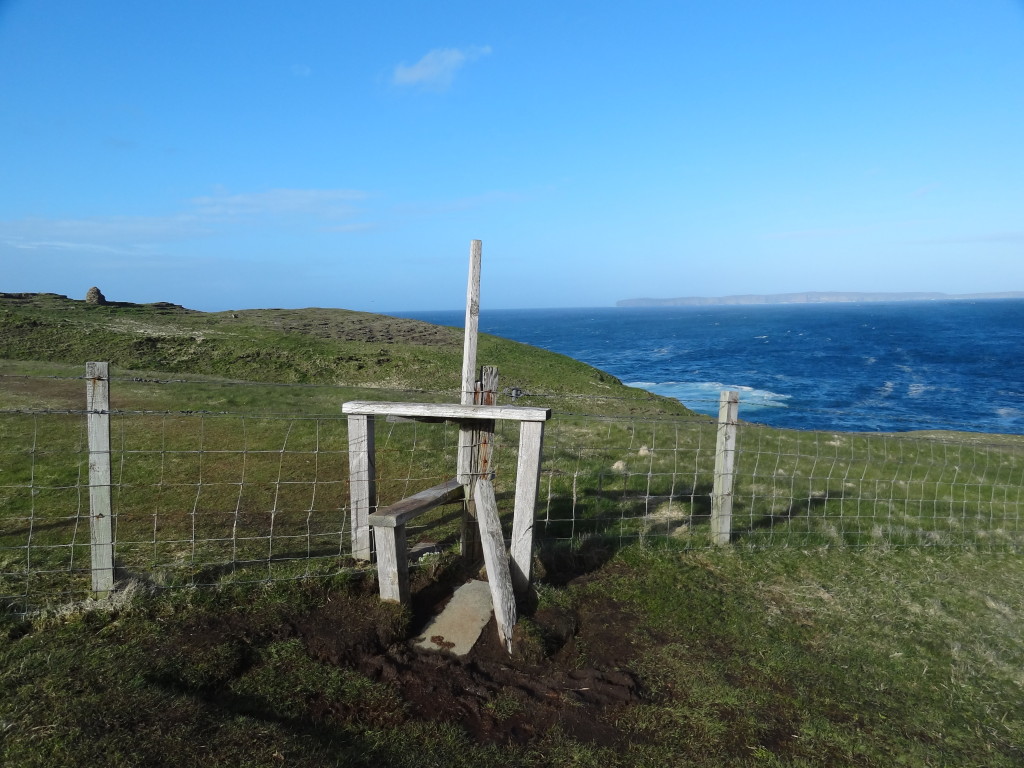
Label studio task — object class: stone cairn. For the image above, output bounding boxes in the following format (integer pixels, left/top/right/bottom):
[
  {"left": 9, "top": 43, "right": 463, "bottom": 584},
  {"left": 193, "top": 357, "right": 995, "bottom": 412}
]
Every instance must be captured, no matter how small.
[{"left": 85, "top": 286, "right": 107, "bottom": 305}]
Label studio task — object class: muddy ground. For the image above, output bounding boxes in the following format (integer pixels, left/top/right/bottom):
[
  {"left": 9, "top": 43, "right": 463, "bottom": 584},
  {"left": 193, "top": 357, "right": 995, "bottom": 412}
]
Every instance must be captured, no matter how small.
[{"left": 153, "top": 562, "right": 651, "bottom": 748}]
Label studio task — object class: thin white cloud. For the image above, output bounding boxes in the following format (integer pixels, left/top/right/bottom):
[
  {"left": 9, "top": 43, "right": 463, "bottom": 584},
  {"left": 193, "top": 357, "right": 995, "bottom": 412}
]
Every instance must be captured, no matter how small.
[
  {"left": 189, "top": 188, "right": 367, "bottom": 220},
  {"left": 0, "top": 188, "right": 372, "bottom": 255},
  {"left": 394, "top": 189, "right": 522, "bottom": 217},
  {"left": 5, "top": 239, "right": 137, "bottom": 255},
  {"left": 0, "top": 214, "right": 209, "bottom": 247},
  {"left": 916, "top": 231, "right": 1024, "bottom": 245},
  {"left": 392, "top": 45, "right": 491, "bottom": 91}
]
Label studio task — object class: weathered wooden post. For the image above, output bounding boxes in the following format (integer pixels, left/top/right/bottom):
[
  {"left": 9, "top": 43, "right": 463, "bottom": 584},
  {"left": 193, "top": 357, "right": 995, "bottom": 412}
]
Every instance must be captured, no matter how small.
[
  {"left": 458, "top": 240, "right": 484, "bottom": 558},
  {"left": 711, "top": 390, "right": 740, "bottom": 545},
  {"left": 460, "top": 365, "right": 497, "bottom": 561},
  {"left": 511, "top": 418, "right": 544, "bottom": 595},
  {"left": 474, "top": 477, "right": 516, "bottom": 653},
  {"left": 457, "top": 239, "right": 483, "bottom": 482},
  {"left": 86, "top": 362, "right": 114, "bottom": 595},
  {"left": 347, "top": 414, "right": 376, "bottom": 560}
]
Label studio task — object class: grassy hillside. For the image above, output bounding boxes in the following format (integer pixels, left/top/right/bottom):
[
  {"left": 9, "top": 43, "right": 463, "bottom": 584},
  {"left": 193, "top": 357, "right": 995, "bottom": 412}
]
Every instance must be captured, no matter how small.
[
  {"left": 2, "top": 546, "right": 1022, "bottom": 767},
  {"left": 0, "top": 292, "right": 688, "bottom": 417},
  {"left": 2, "top": 292, "right": 1023, "bottom": 766}
]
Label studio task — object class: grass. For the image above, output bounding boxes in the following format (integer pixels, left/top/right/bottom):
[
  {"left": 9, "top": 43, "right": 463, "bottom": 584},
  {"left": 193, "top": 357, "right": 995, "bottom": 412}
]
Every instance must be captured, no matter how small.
[
  {"left": 2, "top": 292, "right": 1024, "bottom": 765},
  {"left": 2, "top": 546, "right": 1023, "bottom": 766},
  {"left": 0, "top": 293, "right": 686, "bottom": 416},
  {"left": 7, "top": 393, "right": 1017, "bottom": 612}
]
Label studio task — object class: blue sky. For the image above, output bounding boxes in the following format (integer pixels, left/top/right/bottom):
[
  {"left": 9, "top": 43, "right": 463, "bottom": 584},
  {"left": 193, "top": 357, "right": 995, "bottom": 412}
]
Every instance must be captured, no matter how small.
[{"left": 2, "top": 0, "right": 1022, "bottom": 312}]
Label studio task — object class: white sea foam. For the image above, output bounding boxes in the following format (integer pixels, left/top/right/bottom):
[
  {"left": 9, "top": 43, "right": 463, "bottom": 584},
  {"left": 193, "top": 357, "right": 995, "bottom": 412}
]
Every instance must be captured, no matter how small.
[
  {"left": 626, "top": 380, "right": 791, "bottom": 415},
  {"left": 907, "top": 383, "right": 931, "bottom": 398}
]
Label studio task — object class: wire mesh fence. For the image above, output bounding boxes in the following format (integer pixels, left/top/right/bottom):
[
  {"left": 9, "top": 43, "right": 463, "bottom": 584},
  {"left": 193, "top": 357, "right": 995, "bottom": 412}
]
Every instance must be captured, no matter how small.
[
  {"left": 537, "top": 414, "right": 1024, "bottom": 551},
  {"left": 2, "top": 373, "right": 1023, "bottom": 616}
]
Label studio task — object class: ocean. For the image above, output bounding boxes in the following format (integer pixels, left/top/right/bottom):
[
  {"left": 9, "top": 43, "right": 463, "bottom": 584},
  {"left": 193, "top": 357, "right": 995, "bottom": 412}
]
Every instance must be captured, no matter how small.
[{"left": 396, "top": 300, "right": 1024, "bottom": 435}]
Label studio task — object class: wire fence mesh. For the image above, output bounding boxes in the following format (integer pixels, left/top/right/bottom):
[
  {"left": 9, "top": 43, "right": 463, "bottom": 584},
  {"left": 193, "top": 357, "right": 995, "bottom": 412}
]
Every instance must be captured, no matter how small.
[
  {"left": 537, "top": 414, "right": 1024, "bottom": 551},
  {"left": 2, "top": 374, "right": 1023, "bottom": 616}
]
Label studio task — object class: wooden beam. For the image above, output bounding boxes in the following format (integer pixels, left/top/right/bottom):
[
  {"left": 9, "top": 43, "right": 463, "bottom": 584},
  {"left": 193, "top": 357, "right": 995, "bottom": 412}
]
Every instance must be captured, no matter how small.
[
  {"left": 343, "top": 401, "right": 551, "bottom": 423},
  {"left": 474, "top": 477, "right": 517, "bottom": 655},
  {"left": 385, "top": 415, "right": 446, "bottom": 424},
  {"left": 368, "top": 478, "right": 464, "bottom": 528}
]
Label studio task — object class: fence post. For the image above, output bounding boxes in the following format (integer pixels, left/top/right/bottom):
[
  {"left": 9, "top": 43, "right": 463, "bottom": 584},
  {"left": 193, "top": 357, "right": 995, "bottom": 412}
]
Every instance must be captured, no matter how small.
[
  {"left": 710, "top": 390, "right": 739, "bottom": 546},
  {"left": 347, "top": 414, "right": 376, "bottom": 561},
  {"left": 86, "top": 361, "right": 115, "bottom": 595},
  {"left": 510, "top": 418, "right": 544, "bottom": 596},
  {"left": 460, "top": 365, "right": 497, "bottom": 561}
]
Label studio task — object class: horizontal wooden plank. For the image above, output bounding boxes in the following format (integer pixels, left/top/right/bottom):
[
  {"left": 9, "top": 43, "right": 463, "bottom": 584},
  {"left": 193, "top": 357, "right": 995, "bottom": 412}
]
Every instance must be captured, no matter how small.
[
  {"left": 343, "top": 400, "right": 551, "bottom": 423},
  {"left": 368, "top": 478, "right": 466, "bottom": 528},
  {"left": 385, "top": 415, "right": 446, "bottom": 424}
]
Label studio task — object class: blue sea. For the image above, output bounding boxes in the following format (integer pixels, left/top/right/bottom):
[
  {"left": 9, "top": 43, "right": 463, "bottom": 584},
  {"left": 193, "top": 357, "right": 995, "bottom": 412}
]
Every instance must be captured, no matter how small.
[{"left": 396, "top": 301, "right": 1024, "bottom": 435}]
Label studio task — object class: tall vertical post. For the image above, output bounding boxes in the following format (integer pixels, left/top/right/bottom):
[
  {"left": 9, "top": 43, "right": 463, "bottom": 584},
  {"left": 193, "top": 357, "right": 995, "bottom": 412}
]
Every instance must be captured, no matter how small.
[
  {"left": 457, "top": 240, "right": 483, "bottom": 485},
  {"left": 510, "top": 419, "right": 544, "bottom": 596},
  {"left": 86, "top": 362, "right": 114, "bottom": 595},
  {"left": 347, "top": 414, "right": 376, "bottom": 560},
  {"left": 457, "top": 241, "right": 483, "bottom": 561},
  {"left": 711, "top": 390, "right": 740, "bottom": 546},
  {"left": 459, "top": 239, "right": 483, "bottom": 407}
]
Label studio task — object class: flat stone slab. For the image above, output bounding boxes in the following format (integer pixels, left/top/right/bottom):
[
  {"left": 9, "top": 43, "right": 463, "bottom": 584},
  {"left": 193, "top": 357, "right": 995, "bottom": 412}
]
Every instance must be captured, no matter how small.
[{"left": 413, "top": 579, "right": 493, "bottom": 656}]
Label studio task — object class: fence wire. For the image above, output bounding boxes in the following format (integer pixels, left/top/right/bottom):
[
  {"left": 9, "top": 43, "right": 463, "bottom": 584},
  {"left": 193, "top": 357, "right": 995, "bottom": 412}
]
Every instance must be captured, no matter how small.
[
  {"left": 2, "top": 382, "right": 1023, "bottom": 616},
  {"left": 538, "top": 415, "right": 1024, "bottom": 551}
]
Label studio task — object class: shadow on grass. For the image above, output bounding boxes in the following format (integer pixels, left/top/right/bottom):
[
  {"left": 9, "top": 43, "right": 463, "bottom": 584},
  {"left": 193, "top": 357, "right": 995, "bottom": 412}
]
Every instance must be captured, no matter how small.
[
  {"left": 146, "top": 678, "right": 438, "bottom": 768},
  {"left": 535, "top": 481, "right": 715, "bottom": 585},
  {"left": 731, "top": 489, "right": 838, "bottom": 541}
]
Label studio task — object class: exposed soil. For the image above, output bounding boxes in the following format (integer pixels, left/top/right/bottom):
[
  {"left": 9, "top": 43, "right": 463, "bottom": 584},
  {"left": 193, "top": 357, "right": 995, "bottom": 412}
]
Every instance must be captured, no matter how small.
[
  {"left": 299, "top": 589, "right": 646, "bottom": 746},
  {"left": 153, "top": 573, "right": 651, "bottom": 748}
]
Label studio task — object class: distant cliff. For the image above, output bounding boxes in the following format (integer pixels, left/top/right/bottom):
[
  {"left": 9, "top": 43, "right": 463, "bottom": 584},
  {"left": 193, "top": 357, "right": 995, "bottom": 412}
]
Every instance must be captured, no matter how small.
[{"left": 616, "top": 291, "right": 1024, "bottom": 307}]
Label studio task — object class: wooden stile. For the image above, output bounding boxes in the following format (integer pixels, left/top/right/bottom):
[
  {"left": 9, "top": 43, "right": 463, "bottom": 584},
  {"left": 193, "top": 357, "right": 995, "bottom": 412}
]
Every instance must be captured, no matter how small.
[
  {"left": 86, "top": 362, "right": 114, "bottom": 595},
  {"left": 342, "top": 238, "right": 550, "bottom": 640}
]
